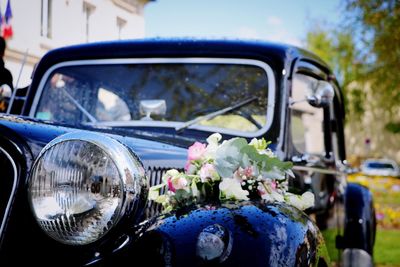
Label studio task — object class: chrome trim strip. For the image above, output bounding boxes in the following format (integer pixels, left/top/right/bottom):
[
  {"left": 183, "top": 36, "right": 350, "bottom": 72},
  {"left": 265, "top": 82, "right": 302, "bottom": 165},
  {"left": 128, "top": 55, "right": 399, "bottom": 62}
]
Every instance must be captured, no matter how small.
[
  {"left": 112, "top": 235, "right": 130, "bottom": 253},
  {"left": 276, "top": 67, "right": 289, "bottom": 159},
  {"left": 29, "top": 57, "right": 276, "bottom": 138},
  {"left": 292, "top": 165, "right": 340, "bottom": 175},
  {"left": 0, "top": 146, "right": 18, "bottom": 238}
]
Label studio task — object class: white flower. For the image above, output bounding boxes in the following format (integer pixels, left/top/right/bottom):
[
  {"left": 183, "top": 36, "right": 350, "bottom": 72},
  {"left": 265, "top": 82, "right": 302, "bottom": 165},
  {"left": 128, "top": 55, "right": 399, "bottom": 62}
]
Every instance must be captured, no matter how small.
[
  {"left": 285, "top": 193, "right": 302, "bottom": 210},
  {"left": 270, "top": 191, "right": 284, "bottom": 202},
  {"left": 149, "top": 183, "right": 165, "bottom": 201},
  {"left": 285, "top": 192, "right": 315, "bottom": 210},
  {"left": 149, "top": 187, "right": 160, "bottom": 201},
  {"left": 219, "top": 178, "right": 249, "bottom": 200},
  {"left": 162, "top": 169, "right": 180, "bottom": 183},
  {"left": 205, "top": 133, "right": 222, "bottom": 158},
  {"left": 300, "top": 191, "right": 315, "bottom": 209},
  {"left": 258, "top": 184, "right": 284, "bottom": 202},
  {"left": 207, "top": 133, "right": 222, "bottom": 145}
]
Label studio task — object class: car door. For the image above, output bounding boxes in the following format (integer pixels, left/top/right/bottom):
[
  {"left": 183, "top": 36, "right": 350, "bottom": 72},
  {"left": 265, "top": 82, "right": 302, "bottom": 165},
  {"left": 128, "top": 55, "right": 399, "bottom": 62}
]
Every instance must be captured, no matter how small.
[{"left": 286, "top": 59, "right": 347, "bottom": 261}]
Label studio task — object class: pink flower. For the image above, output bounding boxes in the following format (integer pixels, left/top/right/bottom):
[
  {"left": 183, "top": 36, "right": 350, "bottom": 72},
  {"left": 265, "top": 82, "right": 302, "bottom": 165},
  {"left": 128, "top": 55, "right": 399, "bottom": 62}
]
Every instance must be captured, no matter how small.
[
  {"left": 376, "top": 212, "right": 385, "bottom": 221},
  {"left": 167, "top": 176, "right": 188, "bottom": 193},
  {"left": 184, "top": 162, "right": 191, "bottom": 171},
  {"left": 167, "top": 178, "right": 176, "bottom": 192},
  {"left": 271, "top": 181, "right": 277, "bottom": 190},
  {"left": 199, "top": 163, "right": 219, "bottom": 182},
  {"left": 243, "top": 166, "right": 254, "bottom": 177},
  {"left": 172, "top": 177, "right": 188, "bottom": 190},
  {"left": 188, "top": 142, "right": 207, "bottom": 161}
]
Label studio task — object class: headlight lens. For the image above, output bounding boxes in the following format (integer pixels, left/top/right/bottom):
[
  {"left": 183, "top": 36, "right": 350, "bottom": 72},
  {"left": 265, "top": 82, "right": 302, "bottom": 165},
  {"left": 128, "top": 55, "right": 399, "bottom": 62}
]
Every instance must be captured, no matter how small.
[{"left": 28, "top": 132, "right": 147, "bottom": 245}]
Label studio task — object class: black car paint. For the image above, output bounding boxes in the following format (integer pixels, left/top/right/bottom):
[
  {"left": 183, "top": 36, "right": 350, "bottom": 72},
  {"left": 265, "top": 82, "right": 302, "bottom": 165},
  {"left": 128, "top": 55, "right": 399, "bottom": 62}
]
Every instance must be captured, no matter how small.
[
  {"left": 0, "top": 39, "right": 375, "bottom": 266},
  {"left": 100, "top": 202, "right": 330, "bottom": 267},
  {"left": 343, "top": 183, "right": 376, "bottom": 255}
]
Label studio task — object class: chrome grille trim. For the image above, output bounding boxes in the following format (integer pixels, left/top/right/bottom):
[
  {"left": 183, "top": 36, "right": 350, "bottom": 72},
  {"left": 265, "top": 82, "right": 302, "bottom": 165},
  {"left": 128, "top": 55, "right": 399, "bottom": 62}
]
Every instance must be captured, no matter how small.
[
  {"left": 144, "top": 167, "right": 168, "bottom": 218},
  {"left": 144, "top": 166, "right": 185, "bottom": 218}
]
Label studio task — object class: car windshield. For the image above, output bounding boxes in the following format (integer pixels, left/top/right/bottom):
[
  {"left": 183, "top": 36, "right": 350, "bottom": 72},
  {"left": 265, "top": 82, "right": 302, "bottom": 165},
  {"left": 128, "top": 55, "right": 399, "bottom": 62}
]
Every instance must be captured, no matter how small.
[
  {"left": 34, "top": 59, "right": 274, "bottom": 136},
  {"left": 366, "top": 162, "right": 395, "bottom": 169}
]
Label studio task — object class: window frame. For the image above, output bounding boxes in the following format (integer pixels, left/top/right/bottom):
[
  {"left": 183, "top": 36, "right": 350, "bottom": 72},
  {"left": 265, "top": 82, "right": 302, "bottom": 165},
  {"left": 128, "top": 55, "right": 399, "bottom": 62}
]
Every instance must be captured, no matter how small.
[{"left": 288, "top": 60, "right": 334, "bottom": 159}]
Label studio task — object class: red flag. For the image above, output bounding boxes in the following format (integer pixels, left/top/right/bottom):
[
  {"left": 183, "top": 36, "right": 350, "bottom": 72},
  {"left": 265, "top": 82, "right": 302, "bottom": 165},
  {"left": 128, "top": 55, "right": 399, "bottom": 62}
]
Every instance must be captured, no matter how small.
[{"left": 2, "top": 0, "right": 12, "bottom": 39}]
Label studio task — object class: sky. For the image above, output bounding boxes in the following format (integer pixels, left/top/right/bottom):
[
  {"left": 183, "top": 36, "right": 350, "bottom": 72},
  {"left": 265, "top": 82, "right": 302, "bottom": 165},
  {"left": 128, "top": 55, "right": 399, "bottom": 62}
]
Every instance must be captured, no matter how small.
[{"left": 144, "top": 0, "right": 343, "bottom": 48}]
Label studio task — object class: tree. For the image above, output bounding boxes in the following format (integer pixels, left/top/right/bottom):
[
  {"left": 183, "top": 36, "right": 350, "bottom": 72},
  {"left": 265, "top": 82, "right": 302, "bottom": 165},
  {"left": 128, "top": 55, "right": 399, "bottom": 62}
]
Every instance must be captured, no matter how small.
[
  {"left": 305, "top": 24, "right": 366, "bottom": 120},
  {"left": 305, "top": 2, "right": 400, "bottom": 161},
  {"left": 345, "top": 0, "right": 400, "bottom": 133}
]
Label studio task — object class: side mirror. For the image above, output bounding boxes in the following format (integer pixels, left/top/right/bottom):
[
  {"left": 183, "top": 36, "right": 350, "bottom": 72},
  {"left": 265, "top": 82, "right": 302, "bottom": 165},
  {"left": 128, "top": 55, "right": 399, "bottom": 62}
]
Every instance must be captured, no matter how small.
[
  {"left": 307, "top": 80, "right": 334, "bottom": 108},
  {"left": 139, "top": 100, "right": 167, "bottom": 120}
]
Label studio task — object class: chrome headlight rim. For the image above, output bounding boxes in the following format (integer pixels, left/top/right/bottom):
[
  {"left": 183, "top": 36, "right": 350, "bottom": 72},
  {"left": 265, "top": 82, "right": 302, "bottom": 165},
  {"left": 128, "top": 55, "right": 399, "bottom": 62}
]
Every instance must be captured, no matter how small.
[{"left": 28, "top": 131, "right": 147, "bottom": 245}]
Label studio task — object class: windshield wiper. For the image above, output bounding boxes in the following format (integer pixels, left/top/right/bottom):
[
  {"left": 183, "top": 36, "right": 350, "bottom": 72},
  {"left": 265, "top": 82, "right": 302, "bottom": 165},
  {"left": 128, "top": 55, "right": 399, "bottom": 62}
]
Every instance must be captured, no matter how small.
[
  {"left": 175, "top": 96, "right": 258, "bottom": 132},
  {"left": 60, "top": 87, "right": 98, "bottom": 123}
]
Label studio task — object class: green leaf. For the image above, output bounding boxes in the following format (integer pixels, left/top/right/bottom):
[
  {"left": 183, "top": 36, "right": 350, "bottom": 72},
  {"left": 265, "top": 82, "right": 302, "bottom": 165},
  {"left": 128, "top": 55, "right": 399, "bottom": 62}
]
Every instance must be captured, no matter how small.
[
  {"left": 215, "top": 137, "right": 248, "bottom": 178},
  {"left": 240, "top": 145, "right": 293, "bottom": 172},
  {"left": 174, "top": 189, "right": 191, "bottom": 203},
  {"left": 240, "top": 145, "right": 269, "bottom": 162}
]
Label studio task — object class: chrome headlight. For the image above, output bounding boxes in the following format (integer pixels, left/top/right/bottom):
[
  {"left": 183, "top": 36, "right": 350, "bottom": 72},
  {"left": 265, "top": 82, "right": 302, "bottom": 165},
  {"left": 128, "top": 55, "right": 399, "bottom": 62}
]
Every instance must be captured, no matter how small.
[{"left": 28, "top": 131, "right": 147, "bottom": 245}]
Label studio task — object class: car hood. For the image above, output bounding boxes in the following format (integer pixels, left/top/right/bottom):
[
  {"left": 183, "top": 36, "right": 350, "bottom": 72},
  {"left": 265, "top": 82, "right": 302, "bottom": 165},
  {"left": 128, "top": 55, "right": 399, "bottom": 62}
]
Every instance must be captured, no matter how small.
[
  {"left": 0, "top": 115, "right": 188, "bottom": 170},
  {"left": 115, "top": 201, "right": 330, "bottom": 266}
]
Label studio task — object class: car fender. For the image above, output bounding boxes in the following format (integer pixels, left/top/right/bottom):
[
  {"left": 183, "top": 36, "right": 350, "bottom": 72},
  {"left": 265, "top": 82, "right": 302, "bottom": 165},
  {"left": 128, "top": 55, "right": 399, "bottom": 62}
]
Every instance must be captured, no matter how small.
[
  {"left": 0, "top": 124, "right": 32, "bottom": 251},
  {"left": 343, "top": 182, "right": 376, "bottom": 255}
]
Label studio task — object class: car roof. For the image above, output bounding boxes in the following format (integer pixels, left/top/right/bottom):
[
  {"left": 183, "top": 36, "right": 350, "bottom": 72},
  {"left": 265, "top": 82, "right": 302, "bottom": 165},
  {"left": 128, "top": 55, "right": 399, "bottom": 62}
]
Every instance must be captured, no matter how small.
[
  {"left": 35, "top": 38, "right": 329, "bottom": 73},
  {"left": 24, "top": 38, "right": 331, "bottom": 115}
]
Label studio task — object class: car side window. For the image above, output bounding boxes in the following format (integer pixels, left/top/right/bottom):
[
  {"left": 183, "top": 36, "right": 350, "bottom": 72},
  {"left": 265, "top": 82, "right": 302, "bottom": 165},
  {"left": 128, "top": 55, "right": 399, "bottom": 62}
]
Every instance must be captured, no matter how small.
[{"left": 290, "top": 74, "right": 325, "bottom": 155}]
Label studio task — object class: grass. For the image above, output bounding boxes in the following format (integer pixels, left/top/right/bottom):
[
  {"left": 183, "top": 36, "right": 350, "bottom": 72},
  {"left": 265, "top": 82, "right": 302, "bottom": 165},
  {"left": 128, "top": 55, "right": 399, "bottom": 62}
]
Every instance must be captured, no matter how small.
[
  {"left": 374, "top": 229, "right": 400, "bottom": 266},
  {"left": 321, "top": 229, "right": 339, "bottom": 263},
  {"left": 347, "top": 174, "right": 400, "bottom": 266},
  {"left": 374, "top": 192, "right": 400, "bottom": 206}
]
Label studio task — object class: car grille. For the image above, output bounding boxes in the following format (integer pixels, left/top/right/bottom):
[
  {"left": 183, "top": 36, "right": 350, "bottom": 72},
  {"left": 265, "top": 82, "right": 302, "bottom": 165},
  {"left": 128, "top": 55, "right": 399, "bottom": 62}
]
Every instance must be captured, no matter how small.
[{"left": 143, "top": 166, "right": 184, "bottom": 219}]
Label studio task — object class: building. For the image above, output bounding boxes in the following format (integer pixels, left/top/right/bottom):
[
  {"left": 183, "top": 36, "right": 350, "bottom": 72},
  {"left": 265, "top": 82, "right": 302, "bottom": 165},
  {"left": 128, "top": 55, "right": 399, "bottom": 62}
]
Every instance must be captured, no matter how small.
[{"left": 2, "top": 0, "right": 152, "bottom": 88}]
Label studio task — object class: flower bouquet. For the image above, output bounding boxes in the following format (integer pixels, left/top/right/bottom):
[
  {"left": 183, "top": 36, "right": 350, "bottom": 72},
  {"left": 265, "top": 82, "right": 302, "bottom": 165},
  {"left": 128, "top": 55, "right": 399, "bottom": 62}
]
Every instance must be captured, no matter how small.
[{"left": 149, "top": 133, "right": 314, "bottom": 213}]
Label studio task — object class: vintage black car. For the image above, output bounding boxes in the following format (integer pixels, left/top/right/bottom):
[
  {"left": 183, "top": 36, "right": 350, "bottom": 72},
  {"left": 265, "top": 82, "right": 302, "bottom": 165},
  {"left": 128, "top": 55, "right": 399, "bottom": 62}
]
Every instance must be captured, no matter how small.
[{"left": 0, "top": 39, "right": 375, "bottom": 266}]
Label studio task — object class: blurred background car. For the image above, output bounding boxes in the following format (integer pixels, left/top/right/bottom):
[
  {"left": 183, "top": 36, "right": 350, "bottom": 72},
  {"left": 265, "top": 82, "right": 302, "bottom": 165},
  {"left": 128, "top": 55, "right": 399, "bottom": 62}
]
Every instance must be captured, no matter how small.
[{"left": 361, "top": 158, "right": 400, "bottom": 177}]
